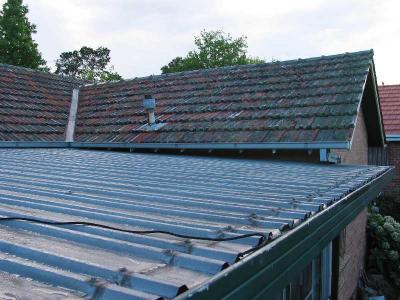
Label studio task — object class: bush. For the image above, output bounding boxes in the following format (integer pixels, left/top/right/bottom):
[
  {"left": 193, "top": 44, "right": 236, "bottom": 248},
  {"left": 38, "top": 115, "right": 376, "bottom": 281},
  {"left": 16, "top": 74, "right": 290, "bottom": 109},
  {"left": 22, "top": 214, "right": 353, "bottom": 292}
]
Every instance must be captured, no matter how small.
[
  {"left": 376, "top": 195, "right": 400, "bottom": 222},
  {"left": 368, "top": 211, "right": 400, "bottom": 288}
]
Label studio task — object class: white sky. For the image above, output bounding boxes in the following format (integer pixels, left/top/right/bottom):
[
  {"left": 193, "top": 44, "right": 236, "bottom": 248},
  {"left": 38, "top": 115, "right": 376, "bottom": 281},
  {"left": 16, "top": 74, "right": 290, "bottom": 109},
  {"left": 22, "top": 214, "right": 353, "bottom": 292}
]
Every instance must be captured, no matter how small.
[{"left": 1, "top": 0, "right": 399, "bottom": 84}]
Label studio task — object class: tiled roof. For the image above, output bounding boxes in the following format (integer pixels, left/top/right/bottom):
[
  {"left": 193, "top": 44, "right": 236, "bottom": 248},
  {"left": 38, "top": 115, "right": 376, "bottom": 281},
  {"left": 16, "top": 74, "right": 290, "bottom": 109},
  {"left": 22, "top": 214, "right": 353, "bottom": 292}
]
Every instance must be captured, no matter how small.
[
  {"left": 0, "top": 148, "right": 390, "bottom": 299},
  {"left": 379, "top": 84, "right": 400, "bottom": 135},
  {"left": 75, "top": 50, "right": 374, "bottom": 145},
  {"left": 0, "top": 64, "right": 84, "bottom": 141}
]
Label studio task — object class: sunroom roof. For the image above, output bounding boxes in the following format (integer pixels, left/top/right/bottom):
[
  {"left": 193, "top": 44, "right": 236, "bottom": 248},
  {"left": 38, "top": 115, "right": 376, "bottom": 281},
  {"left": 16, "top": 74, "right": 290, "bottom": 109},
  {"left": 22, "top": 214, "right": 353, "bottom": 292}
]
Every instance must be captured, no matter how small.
[{"left": 0, "top": 148, "right": 391, "bottom": 299}]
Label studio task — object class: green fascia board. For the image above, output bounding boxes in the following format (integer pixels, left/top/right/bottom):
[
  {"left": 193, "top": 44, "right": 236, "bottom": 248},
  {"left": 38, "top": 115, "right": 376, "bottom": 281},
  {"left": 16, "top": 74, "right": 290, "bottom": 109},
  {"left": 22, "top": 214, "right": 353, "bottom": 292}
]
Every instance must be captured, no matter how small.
[{"left": 176, "top": 167, "right": 395, "bottom": 300}]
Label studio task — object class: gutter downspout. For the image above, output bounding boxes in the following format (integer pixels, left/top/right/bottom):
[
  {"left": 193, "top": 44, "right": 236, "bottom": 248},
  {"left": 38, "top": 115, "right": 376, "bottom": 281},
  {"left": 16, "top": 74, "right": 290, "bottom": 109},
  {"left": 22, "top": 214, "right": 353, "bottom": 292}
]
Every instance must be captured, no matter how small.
[{"left": 319, "top": 149, "right": 341, "bottom": 164}]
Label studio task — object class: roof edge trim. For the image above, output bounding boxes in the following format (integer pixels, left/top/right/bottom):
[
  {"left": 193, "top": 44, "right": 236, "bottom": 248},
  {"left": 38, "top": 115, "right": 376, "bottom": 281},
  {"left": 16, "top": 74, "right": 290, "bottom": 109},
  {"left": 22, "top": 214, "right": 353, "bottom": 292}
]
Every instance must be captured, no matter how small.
[
  {"left": 350, "top": 63, "right": 371, "bottom": 150},
  {"left": 369, "top": 61, "right": 386, "bottom": 146}
]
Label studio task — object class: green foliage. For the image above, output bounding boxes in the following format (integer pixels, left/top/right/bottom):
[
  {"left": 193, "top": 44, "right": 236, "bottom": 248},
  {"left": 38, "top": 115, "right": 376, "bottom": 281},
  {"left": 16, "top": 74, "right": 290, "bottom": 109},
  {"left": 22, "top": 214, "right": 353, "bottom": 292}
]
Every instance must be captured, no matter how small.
[
  {"left": 99, "top": 69, "right": 122, "bottom": 82},
  {"left": 0, "top": 0, "right": 47, "bottom": 70},
  {"left": 55, "top": 46, "right": 122, "bottom": 82},
  {"left": 161, "top": 30, "right": 264, "bottom": 74},
  {"left": 368, "top": 211, "right": 400, "bottom": 288}
]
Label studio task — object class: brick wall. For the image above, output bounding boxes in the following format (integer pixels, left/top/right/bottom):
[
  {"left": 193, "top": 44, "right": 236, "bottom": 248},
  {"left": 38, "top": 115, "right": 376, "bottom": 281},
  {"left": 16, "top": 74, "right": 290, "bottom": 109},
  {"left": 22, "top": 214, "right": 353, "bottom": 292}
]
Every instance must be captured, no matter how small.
[
  {"left": 379, "top": 142, "right": 400, "bottom": 220},
  {"left": 386, "top": 142, "right": 400, "bottom": 198},
  {"left": 334, "top": 110, "right": 369, "bottom": 165},
  {"left": 337, "top": 209, "right": 368, "bottom": 300},
  {"left": 336, "top": 109, "right": 370, "bottom": 299}
]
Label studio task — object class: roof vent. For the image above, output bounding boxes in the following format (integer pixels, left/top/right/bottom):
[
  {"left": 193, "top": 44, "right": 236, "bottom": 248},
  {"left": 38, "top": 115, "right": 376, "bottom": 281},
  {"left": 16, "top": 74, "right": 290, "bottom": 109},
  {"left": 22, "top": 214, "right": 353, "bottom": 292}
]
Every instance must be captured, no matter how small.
[
  {"left": 143, "top": 95, "right": 156, "bottom": 125},
  {"left": 140, "top": 95, "right": 166, "bottom": 131}
]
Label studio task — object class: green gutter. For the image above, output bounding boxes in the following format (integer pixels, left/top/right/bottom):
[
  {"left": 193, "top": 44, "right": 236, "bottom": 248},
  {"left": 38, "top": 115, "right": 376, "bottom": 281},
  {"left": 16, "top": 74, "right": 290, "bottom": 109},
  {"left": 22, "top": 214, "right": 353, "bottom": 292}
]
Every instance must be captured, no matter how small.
[
  {"left": 387, "top": 135, "right": 400, "bottom": 142},
  {"left": 70, "top": 141, "right": 350, "bottom": 150},
  {"left": 176, "top": 167, "right": 395, "bottom": 300},
  {"left": 0, "top": 141, "right": 351, "bottom": 150},
  {"left": 0, "top": 142, "right": 70, "bottom": 148}
]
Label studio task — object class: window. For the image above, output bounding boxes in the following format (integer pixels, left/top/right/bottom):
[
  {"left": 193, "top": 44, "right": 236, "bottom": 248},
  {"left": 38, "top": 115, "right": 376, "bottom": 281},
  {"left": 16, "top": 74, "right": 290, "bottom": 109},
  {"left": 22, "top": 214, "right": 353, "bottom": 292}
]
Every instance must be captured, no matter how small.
[{"left": 280, "top": 243, "right": 332, "bottom": 300}]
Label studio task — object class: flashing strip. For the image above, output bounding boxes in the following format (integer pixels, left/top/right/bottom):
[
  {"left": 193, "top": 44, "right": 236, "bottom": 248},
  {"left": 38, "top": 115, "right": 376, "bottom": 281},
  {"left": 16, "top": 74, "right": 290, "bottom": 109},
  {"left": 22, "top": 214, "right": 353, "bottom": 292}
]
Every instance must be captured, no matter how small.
[
  {"left": 386, "top": 135, "right": 400, "bottom": 142},
  {"left": 65, "top": 89, "right": 80, "bottom": 142}
]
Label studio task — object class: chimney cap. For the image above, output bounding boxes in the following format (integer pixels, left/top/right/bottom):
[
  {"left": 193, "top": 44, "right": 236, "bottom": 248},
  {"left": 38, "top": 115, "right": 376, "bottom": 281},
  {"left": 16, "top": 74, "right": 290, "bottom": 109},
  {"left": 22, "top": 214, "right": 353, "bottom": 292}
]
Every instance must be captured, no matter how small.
[{"left": 143, "top": 95, "right": 156, "bottom": 111}]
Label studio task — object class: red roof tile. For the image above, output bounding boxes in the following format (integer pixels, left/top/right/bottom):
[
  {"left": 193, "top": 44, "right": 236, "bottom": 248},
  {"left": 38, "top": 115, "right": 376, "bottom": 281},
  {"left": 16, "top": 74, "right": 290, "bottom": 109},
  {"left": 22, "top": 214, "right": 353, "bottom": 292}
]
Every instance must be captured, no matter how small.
[
  {"left": 0, "top": 50, "right": 384, "bottom": 147},
  {"left": 379, "top": 84, "right": 400, "bottom": 135},
  {"left": 0, "top": 64, "right": 84, "bottom": 142},
  {"left": 75, "top": 50, "right": 374, "bottom": 145}
]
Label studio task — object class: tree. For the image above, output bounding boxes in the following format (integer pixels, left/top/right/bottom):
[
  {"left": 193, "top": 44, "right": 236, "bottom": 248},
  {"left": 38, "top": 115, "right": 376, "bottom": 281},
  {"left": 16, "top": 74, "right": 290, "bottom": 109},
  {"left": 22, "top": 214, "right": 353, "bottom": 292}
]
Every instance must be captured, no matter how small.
[
  {"left": 161, "top": 30, "right": 264, "bottom": 74},
  {"left": 55, "top": 46, "right": 122, "bottom": 82},
  {"left": 0, "top": 0, "right": 48, "bottom": 70}
]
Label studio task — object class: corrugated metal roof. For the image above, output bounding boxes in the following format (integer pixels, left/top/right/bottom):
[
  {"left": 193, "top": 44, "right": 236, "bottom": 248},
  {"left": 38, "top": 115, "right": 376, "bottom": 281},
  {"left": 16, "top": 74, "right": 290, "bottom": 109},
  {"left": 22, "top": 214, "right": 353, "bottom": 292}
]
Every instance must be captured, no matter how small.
[{"left": 0, "top": 149, "right": 389, "bottom": 299}]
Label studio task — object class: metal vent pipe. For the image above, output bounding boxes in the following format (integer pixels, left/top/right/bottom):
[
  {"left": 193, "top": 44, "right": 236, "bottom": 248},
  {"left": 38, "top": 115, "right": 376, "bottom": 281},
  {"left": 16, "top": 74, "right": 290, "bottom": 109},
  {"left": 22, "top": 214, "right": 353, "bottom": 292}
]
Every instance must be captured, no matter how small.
[{"left": 143, "top": 95, "right": 156, "bottom": 125}]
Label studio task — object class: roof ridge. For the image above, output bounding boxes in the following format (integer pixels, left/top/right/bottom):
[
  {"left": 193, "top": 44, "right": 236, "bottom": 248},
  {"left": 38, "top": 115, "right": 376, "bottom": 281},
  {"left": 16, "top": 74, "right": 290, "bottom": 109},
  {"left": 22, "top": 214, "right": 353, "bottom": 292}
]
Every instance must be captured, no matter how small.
[
  {"left": 0, "top": 63, "right": 86, "bottom": 84},
  {"left": 379, "top": 84, "right": 400, "bottom": 87},
  {"left": 82, "top": 49, "right": 374, "bottom": 88}
]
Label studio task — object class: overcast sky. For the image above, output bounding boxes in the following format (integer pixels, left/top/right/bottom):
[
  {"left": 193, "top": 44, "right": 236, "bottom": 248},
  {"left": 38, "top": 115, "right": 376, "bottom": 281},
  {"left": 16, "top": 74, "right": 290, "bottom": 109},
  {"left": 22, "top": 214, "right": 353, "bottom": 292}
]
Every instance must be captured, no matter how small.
[{"left": 2, "top": 0, "right": 399, "bottom": 84}]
